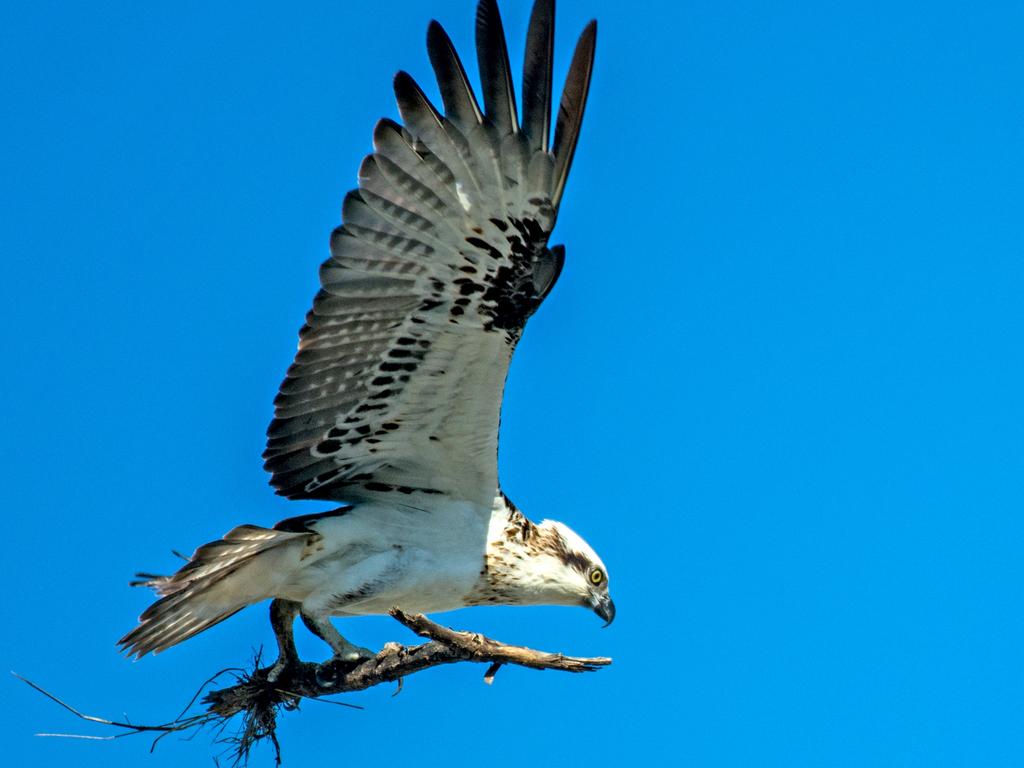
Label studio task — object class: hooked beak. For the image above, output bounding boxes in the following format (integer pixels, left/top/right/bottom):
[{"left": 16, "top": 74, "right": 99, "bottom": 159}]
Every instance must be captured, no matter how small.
[{"left": 591, "top": 594, "right": 616, "bottom": 627}]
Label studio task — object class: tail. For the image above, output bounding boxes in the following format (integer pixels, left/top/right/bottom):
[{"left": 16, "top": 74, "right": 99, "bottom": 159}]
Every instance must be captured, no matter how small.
[{"left": 118, "top": 524, "right": 310, "bottom": 658}]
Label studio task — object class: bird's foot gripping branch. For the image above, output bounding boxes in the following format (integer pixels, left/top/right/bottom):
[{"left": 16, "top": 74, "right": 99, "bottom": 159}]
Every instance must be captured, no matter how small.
[{"left": 21, "top": 609, "right": 611, "bottom": 766}]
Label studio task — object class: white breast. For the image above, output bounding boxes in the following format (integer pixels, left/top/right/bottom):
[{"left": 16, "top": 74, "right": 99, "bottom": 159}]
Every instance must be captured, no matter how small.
[{"left": 279, "top": 498, "right": 491, "bottom": 616}]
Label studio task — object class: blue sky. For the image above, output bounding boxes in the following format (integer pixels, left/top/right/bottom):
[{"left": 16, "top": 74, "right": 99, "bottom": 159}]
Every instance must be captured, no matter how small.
[{"left": 2, "top": 0, "right": 1023, "bottom": 765}]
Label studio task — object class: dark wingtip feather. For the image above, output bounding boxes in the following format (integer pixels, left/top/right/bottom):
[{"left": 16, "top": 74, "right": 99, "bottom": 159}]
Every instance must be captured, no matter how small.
[
  {"left": 551, "top": 19, "right": 596, "bottom": 208},
  {"left": 427, "top": 20, "right": 483, "bottom": 129},
  {"left": 392, "top": 70, "right": 419, "bottom": 105},
  {"left": 522, "top": 0, "right": 555, "bottom": 153},
  {"left": 475, "top": 0, "right": 519, "bottom": 135},
  {"left": 393, "top": 69, "right": 443, "bottom": 129}
]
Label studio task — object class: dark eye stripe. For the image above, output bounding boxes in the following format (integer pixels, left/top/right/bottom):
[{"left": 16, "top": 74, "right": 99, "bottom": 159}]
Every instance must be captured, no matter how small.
[{"left": 558, "top": 547, "right": 592, "bottom": 575}]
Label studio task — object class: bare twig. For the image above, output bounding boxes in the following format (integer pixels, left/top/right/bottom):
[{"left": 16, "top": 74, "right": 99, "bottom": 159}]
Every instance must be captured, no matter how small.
[
  {"left": 483, "top": 662, "right": 503, "bottom": 684},
  {"left": 20, "top": 610, "right": 611, "bottom": 765}
]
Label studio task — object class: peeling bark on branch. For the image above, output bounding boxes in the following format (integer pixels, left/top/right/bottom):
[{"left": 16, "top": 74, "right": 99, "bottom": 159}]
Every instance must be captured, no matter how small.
[
  {"left": 21, "top": 609, "right": 611, "bottom": 766},
  {"left": 206, "top": 608, "right": 610, "bottom": 718}
]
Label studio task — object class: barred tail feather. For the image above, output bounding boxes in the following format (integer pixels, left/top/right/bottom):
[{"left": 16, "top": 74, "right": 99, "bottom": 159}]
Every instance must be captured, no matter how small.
[{"left": 118, "top": 524, "right": 308, "bottom": 658}]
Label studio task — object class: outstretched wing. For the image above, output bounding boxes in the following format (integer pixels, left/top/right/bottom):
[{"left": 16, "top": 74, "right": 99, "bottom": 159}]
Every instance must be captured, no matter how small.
[{"left": 264, "top": 0, "right": 596, "bottom": 507}]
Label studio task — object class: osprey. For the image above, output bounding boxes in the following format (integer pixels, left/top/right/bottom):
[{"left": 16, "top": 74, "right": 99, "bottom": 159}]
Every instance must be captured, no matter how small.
[{"left": 120, "top": 0, "right": 613, "bottom": 675}]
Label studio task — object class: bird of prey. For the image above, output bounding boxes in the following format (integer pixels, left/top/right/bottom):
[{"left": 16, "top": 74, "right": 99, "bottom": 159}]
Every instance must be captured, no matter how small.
[{"left": 120, "top": 0, "right": 612, "bottom": 676}]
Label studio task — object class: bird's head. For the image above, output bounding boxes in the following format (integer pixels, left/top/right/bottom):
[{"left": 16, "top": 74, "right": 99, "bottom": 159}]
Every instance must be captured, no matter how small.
[
  {"left": 538, "top": 519, "right": 615, "bottom": 625},
  {"left": 485, "top": 517, "right": 614, "bottom": 625}
]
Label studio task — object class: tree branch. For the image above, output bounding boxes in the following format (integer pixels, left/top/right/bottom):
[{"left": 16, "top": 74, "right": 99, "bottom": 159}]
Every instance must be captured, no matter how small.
[{"left": 20, "top": 609, "right": 611, "bottom": 766}]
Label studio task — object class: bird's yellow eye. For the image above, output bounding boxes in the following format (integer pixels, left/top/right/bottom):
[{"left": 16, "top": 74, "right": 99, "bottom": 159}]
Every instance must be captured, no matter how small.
[{"left": 589, "top": 568, "right": 604, "bottom": 586}]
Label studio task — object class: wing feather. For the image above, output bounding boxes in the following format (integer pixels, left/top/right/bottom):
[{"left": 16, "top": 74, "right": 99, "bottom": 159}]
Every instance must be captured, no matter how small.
[
  {"left": 392, "top": 72, "right": 483, "bottom": 203},
  {"left": 552, "top": 20, "right": 596, "bottom": 208},
  {"left": 475, "top": 0, "right": 519, "bottom": 136},
  {"left": 427, "top": 21, "right": 484, "bottom": 131},
  {"left": 522, "top": 0, "right": 554, "bottom": 153},
  {"left": 264, "top": 0, "right": 596, "bottom": 506}
]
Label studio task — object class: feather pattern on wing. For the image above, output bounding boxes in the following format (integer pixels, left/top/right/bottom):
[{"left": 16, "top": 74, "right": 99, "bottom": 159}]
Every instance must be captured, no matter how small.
[{"left": 263, "top": 0, "right": 596, "bottom": 507}]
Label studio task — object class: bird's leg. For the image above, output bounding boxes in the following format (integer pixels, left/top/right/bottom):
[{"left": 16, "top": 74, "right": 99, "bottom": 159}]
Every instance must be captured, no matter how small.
[
  {"left": 267, "top": 598, "right": 302, "bottom": 682},
  {"left": 300, "top": 609, "right": 375, "bottom": 662}
]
